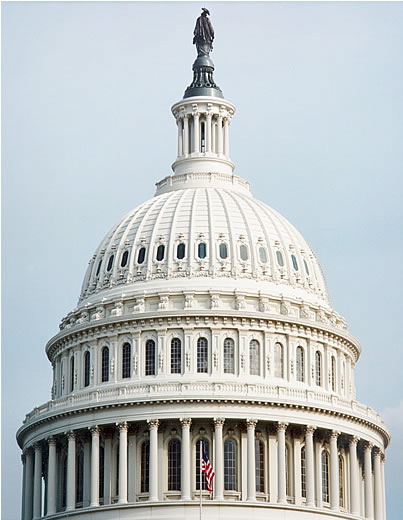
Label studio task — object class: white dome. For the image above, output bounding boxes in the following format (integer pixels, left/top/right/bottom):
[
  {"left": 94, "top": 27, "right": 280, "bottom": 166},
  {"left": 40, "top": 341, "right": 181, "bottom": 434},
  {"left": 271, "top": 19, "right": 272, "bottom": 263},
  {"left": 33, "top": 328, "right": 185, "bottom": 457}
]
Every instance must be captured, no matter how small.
[{"left": 79, "top": 172, "right": 329, "bottom": 308}]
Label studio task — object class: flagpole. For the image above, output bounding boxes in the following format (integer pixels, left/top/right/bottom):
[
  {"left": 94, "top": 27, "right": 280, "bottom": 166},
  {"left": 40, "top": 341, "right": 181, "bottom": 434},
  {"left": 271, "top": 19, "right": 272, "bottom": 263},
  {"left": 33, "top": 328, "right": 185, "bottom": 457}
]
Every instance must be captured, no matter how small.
[{"left": 199, "top": 440, "right": 202, "bottom": 520}]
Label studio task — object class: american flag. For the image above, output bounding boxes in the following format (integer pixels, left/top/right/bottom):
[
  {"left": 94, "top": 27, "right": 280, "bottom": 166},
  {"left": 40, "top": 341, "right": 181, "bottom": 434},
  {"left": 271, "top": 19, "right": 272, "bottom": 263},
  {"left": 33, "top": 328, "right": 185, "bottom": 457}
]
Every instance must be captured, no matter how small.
[{"left": 201, "top": 445, "right": 215, "bottom": 493}]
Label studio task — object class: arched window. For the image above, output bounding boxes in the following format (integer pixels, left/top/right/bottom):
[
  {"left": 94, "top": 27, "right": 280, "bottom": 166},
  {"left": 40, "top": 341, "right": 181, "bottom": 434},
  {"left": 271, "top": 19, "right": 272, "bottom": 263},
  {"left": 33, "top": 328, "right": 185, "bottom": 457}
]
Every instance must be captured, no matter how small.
[
  {"left": 239, "top": 244, "right": 248, "bottom": 261},
  {"left": 296, "top": 346, "right": 305, "bottom": 382},
  {"left": 255, "top": 440, "right": 265, "bottom": 493},
  {"left": 107, "top": 254, "right": 114, "bottom": 272},
  {"left": 196, "top": 439, "right": 209, "bottom": 491},
  {"left": 156, "top": 244, "right": 165, "bottom": 261},
  {"left": 315, "top": 351, "right": 322, "bottom": 386},
  {"left": 276, "top": 250, "right": 284, "bottom": 266},
  {"left": 339, "top": 454, "right": 345, "bottom": 508},
  {"left": 249, "top": 340, "right": 260, "bottom": 376},
  {"left": 145, "top": 340, "right": 156, "bottom": 376},
  {"left": 223, "top": 338, "right": 235, "bottom": 374},
  {"left": 331, "top": 356, "right": 336, "bottom": 392},
  {"left": 101, "top": 347, "right": 109, "bottom": 383},
  {"left": 224, "top": 439, "right": 237, "bottom": 491},
  {"left": 122, "top": 343, "right": 131, "bottom": 379},
  {"left": 76, "top": 447, "right": 84, "bottom": 504},
  {"left": 170, "top": 338, "right": 181, "bottom": 374},
  {"left": 168, "top": 439, "right": 181, "bottom": 491},
  {"left": 197, "top": 337, "right": 208, "bottom": 373},
  {"left": 258, "top": 246, "right": 268, "bottom": 264},
  {"left": 274, "top": 342, "right": 284, "bottom": 378},
  {"left": 137, "top": 247, "right": 146, "bottom": 264},
  {"left": 84, "top": 351, "right": 90, "bottom": 387},
  {"left": 177, "top": 243, "right": 185, "bottom": 260},
  {"left": 321, "top": 450, "right": 330, "bottom": 503},
  {"left": 120, "top": 250, "right": 129, "bottom": 268},
  {"left": 198, "top": 242, "right": 207, "bottom": 259},
  {"left": 70, "top": 356, "right": 75, "bottom": 392},
  {"left": 140, "top": 441, "right": 150, "bottom": 493},
  {"left": 219, "top": 243, "right": 228, "bottom": 259},
  {"left": 301, "top": 446, "right": 306, "bottom": 498}
]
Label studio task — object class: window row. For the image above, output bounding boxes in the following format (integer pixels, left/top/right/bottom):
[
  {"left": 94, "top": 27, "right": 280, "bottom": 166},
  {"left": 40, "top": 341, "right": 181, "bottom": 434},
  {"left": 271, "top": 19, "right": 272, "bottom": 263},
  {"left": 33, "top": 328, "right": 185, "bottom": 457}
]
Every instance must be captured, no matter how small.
[{"left": 93, "top": 243, "right": 312, "bottom": 275}]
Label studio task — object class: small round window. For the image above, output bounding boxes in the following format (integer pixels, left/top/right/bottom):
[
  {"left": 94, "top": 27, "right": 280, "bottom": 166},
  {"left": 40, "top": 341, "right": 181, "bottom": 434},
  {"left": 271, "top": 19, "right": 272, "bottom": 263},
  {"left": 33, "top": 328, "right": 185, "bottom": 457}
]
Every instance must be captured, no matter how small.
[
  {"left": 219, "top": 243, "right": 228, "bottom": 259},
  {"left": 156, "top": 244, "right": 165, "bottom": 261},
  {"left": 258, "top": 246, "right": 267, "bottom": 264},
  {"left": 107, "top": 255, "right": 114, "bottom": 272},
  {"left": 177, "top": 243, "right": 185, "bottom": 260},
  {"left": 291, "top": 254, "right": 298, "bottom": 271},
  {"left": 276, "top": 251, "right": 284, "bottom": 267},
  {"left": 137, "top": 247, "right": 146, "bottom": 264},
  {"left": 121, "top": 250, "right": 129, "bottom": 268},
  {"left": 239, "top": 244, "right": 248, "bottom": 261},
  {"left": 304, "top": 259, "right": 310, "bottom": 275},
  {"left": 198, "top": 242, "right": 207, "bottom": 259},
  {"left": 96, "top": 259, "right": 102, "bottom": 276}
]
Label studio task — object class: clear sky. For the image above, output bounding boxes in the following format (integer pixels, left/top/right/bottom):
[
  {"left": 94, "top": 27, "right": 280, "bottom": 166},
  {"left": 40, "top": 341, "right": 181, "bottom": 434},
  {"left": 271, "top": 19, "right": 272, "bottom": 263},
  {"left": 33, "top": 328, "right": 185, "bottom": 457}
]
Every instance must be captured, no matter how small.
[{"left": 2, "top": 2, "right": 403, "bottom": 519}]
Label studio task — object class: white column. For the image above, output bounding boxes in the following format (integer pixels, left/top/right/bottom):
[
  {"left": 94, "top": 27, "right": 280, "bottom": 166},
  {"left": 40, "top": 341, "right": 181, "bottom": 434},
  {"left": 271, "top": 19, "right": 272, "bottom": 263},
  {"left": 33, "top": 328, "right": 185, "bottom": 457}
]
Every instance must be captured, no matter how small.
[
  {"left": 217, "top": 115, "right": 223, "bottom": 155},
  {"left": 177, "top": 118, "right": 183, "bottom": 157},
  {"left": 246, "top": 419, "right": 257, "bottom": 501},
  {"left": 305, "top": 426, "right": 316, "bottom": 507},
  {"left": 315, "top": 439, "right": 323, "bottom": 509},
  {"left": 148, "top": 419, "right": 159, "bottom": 502},
  {"left": 349, "top": 436, "right": 360, "bottom": 515},
  {"left": 329, "top": 430, "right": 340, "bottom": 511},
  {"left": 223, "top": 117, "right": 230, "bottom": 157},
  {"left": 206, "top": 112, "right": 212, "bottom": 152},
  {"left": 277, "top": 422, "right": 288, "bottom": 505},
  {"left": 46, "top": 437, "right": 57, "bottom": 516},
  {"left": 103, "top": 431, "right": 112, "bottom": 505},
  {"left": 373, "top": 448, "right": 383, "bottom": 520},
  {"left": 193, "top": 112, "right": 200, "bottom": 153},
  {"left": 183, "top": 115, "right": 189, "bottom": 156},
  {"left": 33, "top": 443, "right": 42, "bottom": 520},
  {"left": 90, "top": 426, "right": 100, "bottom": 507},
  {"left": 381, "top": 455, "right": 386, "bottom": 520},
  {"left": 214, "top": 418, "right": 225, "bottom": 500},
  {"left": 83, "top": 440, "right": 91, "bottom": 507},
  {"left": 128, "top": 428, "right": 137, "bottom": 503},
  {"left": 180, "top": 418, "right": 192, "bottom": 500},
  {"left": 21, "top": 454, "right": 26, "bottom": 520},
  {"left": 118, "top": 422, "right": 128, "bottom": 504},
  {"left": 66, "top": 431, "right": 76, "bottom": 511},
  {"left": 211, "top": 118, "right": 216, "bottom": 153},
  {"left": 24, "top": 448, "right": 34, "bottom": 520},
  {"left": 364, "top": 442, "right": 374, "bottom": 519}
]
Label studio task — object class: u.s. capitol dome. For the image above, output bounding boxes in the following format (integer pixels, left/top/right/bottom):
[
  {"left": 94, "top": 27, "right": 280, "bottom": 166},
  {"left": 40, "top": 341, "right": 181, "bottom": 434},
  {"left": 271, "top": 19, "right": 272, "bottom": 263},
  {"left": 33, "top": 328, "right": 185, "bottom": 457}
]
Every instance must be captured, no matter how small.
[{"left": 18, "top": 10, "right": 388, "bottom": 520}]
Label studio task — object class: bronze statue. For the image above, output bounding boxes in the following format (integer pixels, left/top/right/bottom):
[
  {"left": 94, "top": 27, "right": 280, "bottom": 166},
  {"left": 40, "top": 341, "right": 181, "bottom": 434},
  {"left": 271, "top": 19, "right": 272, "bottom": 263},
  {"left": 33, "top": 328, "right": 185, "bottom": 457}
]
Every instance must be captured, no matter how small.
[{"left": 193, "top": 8, "right": 214, "bottom": 57}]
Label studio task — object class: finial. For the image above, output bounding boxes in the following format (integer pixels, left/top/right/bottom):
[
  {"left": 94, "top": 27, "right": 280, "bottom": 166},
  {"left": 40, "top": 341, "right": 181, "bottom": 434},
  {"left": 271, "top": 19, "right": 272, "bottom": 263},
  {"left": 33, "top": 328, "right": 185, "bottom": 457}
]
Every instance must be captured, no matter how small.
[
  {"left": 193, "top": 8, "right": 214, "bottom": 58},
  {"left": 184, "top": 9, "right": 223, "bottom": 99}
]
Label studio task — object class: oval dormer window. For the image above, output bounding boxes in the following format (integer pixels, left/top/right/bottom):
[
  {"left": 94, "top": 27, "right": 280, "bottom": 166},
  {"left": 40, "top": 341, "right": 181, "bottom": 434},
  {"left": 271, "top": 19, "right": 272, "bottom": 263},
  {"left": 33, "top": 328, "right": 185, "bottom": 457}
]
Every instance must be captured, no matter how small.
[
  {"left": 219, "top": 243, "right": 228, "bottom": 259},
  {"left": 259, "top": 246, "right": 268, "bottom": 264},
  {"left": 177, "top": 243, "right": 185, "bottom": 260},
  {"left": 240, "top": 244, "right": 248, "bottom": 261},
  {"left": 156, "top": 244, "right": 165, "bottom": 261},
  {"left": 291, "top": 254, "right": 298, "bottom": 271},
  {"left": 304, "top": 259, "right": 310, "bottom": 275},
  {"left": 121, "top": 250, "right": 129, "bottom": 268},
  {"left": 96, "top": 259, "right": 102, "bottom": 276},
  {"left": 276, "top": 251, "right": 284, "bottom": 267},
  {"left": 137, "top": 247, "right": 146, "bottom": 264},
  {"left": 198, "top": 242, "right": 207, "bottom": 259},
  {"left": 107, "top": 255, "right": 114, "bottom": 272}
]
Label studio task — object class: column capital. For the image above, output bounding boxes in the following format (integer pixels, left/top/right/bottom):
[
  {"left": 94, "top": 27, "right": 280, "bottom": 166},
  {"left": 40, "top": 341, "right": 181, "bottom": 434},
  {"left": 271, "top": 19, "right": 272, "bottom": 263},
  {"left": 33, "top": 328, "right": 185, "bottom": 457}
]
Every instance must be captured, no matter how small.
[
  {"left": 32, "top": 442, "right": 41, "bottom": 452},
  {"left": 66, "top": 430, "right": 76, "bottom": 441},
  {"left": 277, "top": 422, "right": 288, "bottom": 433},
  {"left": 348, "top": 435, "right": 359, "bottom": 447},
  {"left": 246, "top": 419, "right": 258, "bottom": 430},
  {"left": 305, "top": 425, "right": 316, "bottom": 436},
  {"left": 24, "top": 446, "right": 34, "bottom": 457},
  {"left": 90, "top": 425, "right": 100, "bottom": 436},
  {"left": 373, "top": 446, "right": 382, "bottom": 457},
  {"left": 329, "top": 430, "right": 340, "bottom": 441},
  {"left": 47, "top": 436, "right": 57, "bottom": 447},
  {"left": 180, "top": 418, "right": 192, "bottom": 428},
  {"left": 147, "top": 419, "right": 160, "bottom": 430},
  {"left": 364, "top": 441, "right": 374, "bottom": 452},
  {"left": 213, "top": 417, "right": 225, "bottom": 428},
  {"left": 21, "top": 453, "right": 26, "bottom": 464},
  {"left": 117, "top": 422, "right": 128, "bottom": 433}
]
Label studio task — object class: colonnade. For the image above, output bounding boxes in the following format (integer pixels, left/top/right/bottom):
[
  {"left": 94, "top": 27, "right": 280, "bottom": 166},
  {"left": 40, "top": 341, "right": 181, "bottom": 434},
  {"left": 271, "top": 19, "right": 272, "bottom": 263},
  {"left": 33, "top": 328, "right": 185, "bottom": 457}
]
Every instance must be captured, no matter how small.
[{"left": 21, "top": 418, "right": 385, "bottom": 520}]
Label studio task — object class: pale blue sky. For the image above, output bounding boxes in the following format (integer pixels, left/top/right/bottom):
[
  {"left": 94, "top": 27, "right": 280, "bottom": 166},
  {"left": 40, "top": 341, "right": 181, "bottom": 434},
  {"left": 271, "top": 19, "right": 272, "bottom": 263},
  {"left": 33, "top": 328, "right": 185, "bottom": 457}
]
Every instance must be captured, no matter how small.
[{"left": 2, "top": 2, "right": 403, "bottom": 519}]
